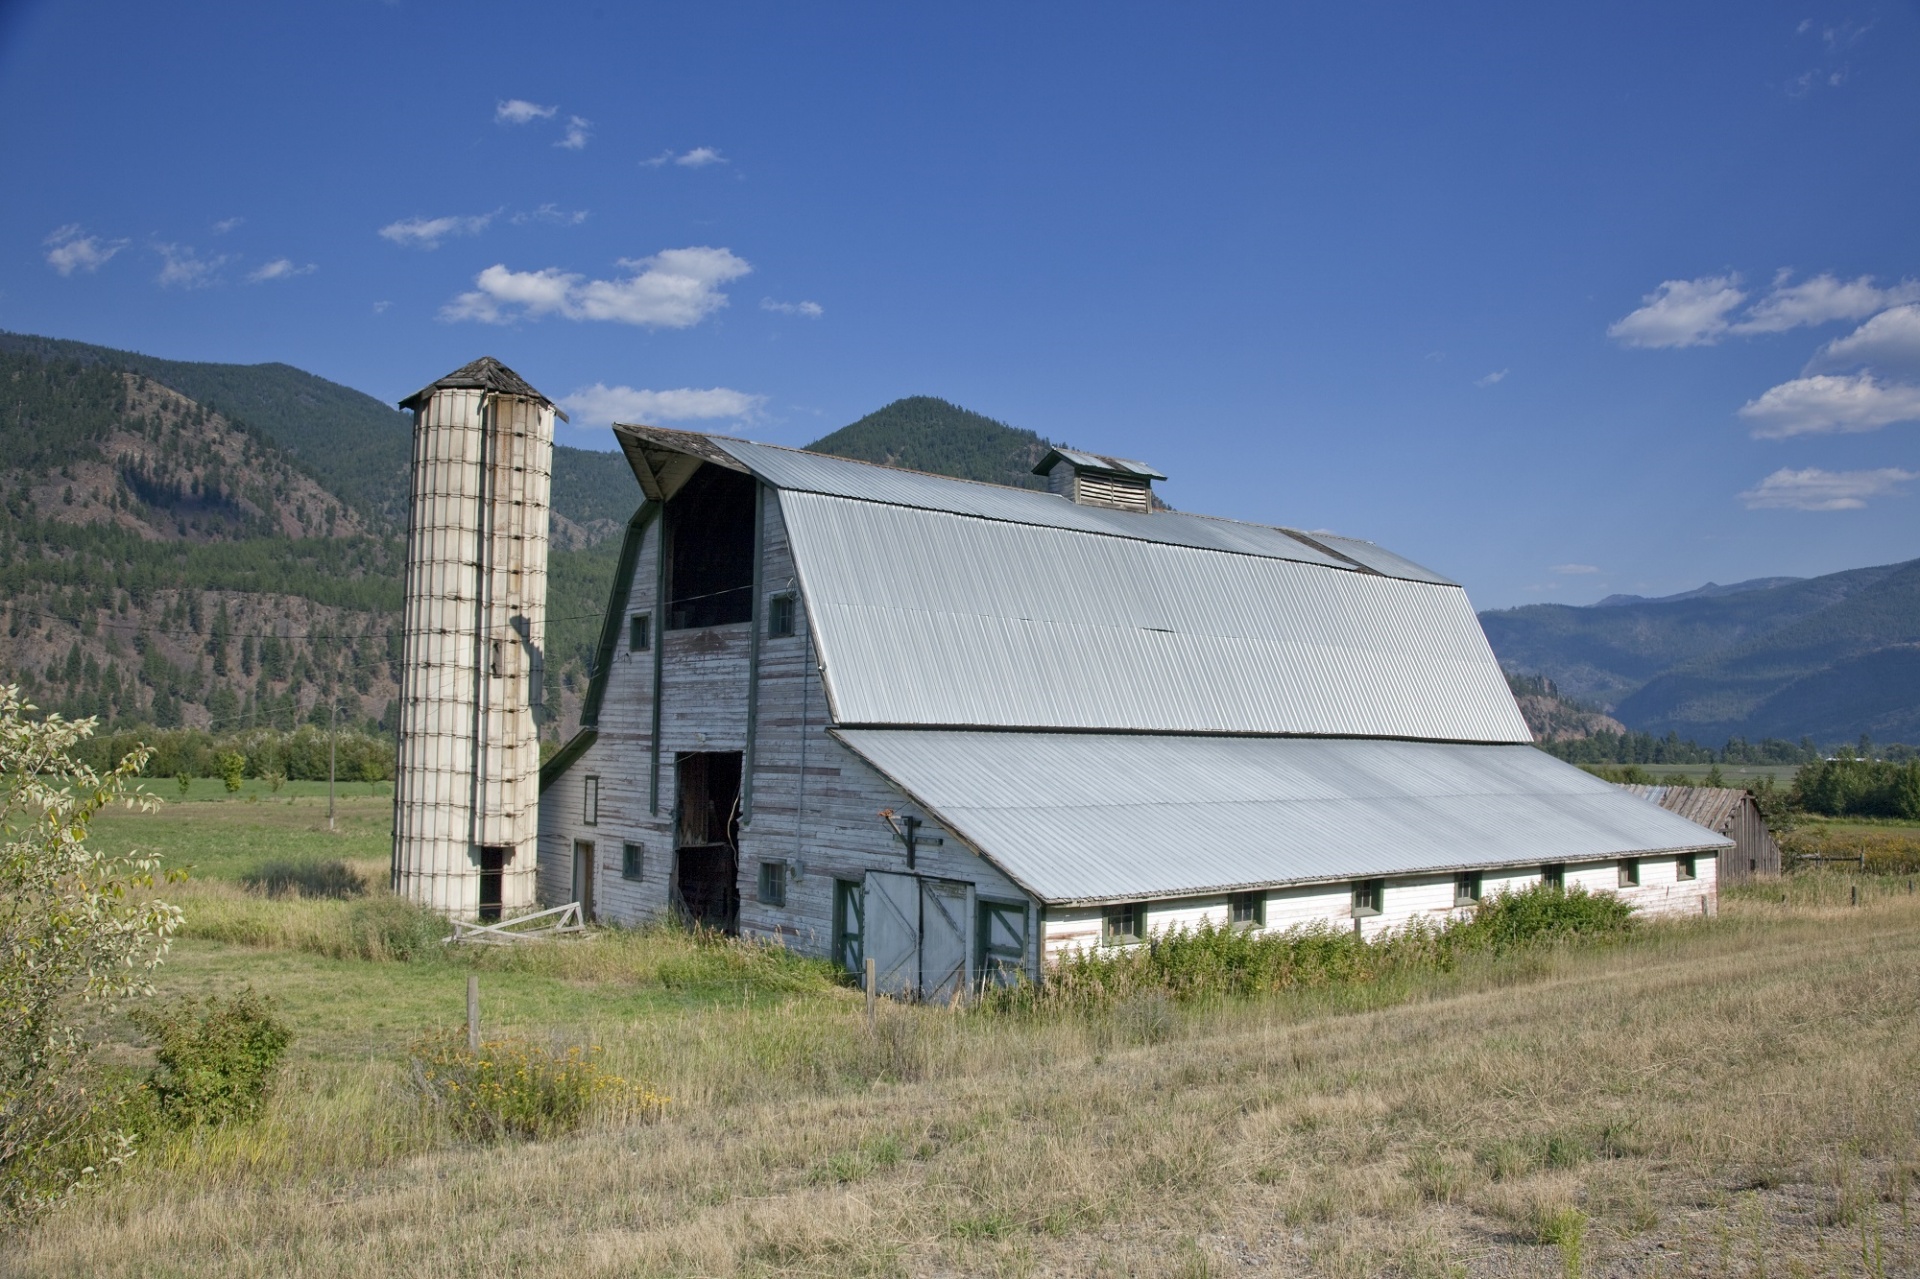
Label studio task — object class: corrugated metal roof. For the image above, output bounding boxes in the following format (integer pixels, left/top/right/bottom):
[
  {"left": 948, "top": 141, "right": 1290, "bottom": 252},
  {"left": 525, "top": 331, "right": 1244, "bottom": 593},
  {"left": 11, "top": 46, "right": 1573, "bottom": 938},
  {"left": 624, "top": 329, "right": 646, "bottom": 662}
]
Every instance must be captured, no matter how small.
[
  {"left": 400, "top": 356, "right": 561, "bottom": 415},
  {"left": 781, "top": 490, "right": 1530, "bottom": 741},
  {"left": 1616, "top": 784, "right": 1749, "bottom": 833},
  {"left": 836, "top": 731, "right": 1733, "bottom": 905},
  {"left": 1035, "top": 447, "right": 1168, "bottom": 480},
  {"left": 709, "top": 436, "right": 1420, "bottom": 578}
]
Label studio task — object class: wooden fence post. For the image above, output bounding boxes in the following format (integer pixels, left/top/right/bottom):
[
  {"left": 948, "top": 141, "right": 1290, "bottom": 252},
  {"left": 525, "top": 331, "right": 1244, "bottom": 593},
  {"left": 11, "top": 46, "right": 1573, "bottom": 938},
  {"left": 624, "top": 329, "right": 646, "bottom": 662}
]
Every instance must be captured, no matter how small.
[
  {"left": 467, "top": 974, "right": 480, "bottom": 1052},
  {"left": 864, "top": 957, "right": 877, "bottom": 1030}
]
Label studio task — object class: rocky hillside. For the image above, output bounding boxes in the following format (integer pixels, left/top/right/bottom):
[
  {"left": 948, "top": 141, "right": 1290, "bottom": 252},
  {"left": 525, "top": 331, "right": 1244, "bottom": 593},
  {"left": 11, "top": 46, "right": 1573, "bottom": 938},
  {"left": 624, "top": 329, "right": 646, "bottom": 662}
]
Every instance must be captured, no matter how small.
[{"left": 1503, "top": 672, "right": 1627, "bottom": 743}]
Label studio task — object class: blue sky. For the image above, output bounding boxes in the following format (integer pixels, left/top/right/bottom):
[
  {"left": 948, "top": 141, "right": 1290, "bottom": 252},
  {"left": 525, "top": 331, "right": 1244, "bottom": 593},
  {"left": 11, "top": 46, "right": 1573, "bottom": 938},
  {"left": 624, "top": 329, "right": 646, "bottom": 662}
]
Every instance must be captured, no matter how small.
[{"left": 2, "top": 1, "right": 1917, "bottom": 608}]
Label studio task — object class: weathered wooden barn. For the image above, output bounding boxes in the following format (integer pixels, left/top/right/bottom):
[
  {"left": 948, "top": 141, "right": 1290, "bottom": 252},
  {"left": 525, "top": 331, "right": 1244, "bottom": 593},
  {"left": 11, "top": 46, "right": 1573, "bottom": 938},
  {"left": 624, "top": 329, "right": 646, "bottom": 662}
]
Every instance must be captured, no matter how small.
[
  {"left": 1617, "top": 784, "right": 1781, "bottom": 883},
  {"left": 537, "top": 428, "right": 1732, "bottom": 997}
]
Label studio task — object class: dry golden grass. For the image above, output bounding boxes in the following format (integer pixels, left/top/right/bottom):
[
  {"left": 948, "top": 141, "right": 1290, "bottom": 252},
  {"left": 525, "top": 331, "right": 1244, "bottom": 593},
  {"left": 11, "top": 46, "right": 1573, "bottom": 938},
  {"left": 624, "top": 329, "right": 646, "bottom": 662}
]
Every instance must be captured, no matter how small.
[{"left": 11, "top": 879, "right": 1920, "bottom": 1277}]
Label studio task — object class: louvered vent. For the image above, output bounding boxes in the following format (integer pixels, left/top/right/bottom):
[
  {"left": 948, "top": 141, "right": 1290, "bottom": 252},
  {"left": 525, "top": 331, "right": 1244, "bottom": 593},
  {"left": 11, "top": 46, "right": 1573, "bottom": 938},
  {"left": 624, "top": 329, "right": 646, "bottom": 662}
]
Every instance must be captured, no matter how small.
[{"left": 1033, "top": 447, "right": 1165, "bottom": 514}]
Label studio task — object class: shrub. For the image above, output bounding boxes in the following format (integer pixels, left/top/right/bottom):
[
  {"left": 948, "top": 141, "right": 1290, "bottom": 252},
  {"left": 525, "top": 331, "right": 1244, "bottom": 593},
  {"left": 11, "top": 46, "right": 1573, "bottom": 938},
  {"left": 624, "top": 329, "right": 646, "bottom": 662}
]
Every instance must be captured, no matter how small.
[
  {"left": 129, "top": 988, "right": 292, "bottom": 1127},
  {"left": 216, "top": 752, "right": 245, "bottom": 793},
  {"left": 345, "top": 895, "right": 447, "bottom": 962},
  {"left": 0, "top": 687, "right": 179, "bottom": 1228},
  {"left": 1454, "top": 884, "right": 1635, "bottom": 955},
  {"left": 242, "top": 857, "right": 366, "bottom": 900},
  {"left": 408, "top": 1032, "right": 665, "bottom": 1141}
]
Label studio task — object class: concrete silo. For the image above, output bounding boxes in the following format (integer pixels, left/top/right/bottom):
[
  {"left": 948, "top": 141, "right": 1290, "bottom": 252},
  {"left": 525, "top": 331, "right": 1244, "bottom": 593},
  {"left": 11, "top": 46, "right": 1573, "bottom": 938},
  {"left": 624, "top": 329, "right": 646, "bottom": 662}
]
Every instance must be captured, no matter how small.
[{"left": 391, "top": 358, "right": 561, "bottom": 919}]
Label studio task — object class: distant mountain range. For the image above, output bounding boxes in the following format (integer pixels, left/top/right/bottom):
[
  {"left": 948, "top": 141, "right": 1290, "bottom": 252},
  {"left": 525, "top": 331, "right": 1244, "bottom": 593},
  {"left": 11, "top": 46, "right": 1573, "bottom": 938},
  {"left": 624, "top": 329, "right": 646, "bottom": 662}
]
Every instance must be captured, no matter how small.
[
  {"left": 1593, "top": 577, "right": 1803, "bottom": 608},
  {"left": 1480, "top": 561, "right": 1920, "bottom": 746}
]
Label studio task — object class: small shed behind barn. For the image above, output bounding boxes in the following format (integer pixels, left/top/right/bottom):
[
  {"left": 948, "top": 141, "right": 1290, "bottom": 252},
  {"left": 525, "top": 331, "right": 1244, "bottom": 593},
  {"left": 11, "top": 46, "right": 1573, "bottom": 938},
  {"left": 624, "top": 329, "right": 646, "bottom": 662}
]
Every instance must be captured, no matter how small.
[{"left": 1618, "top": 785, "right": 1780, "bottom": 884}]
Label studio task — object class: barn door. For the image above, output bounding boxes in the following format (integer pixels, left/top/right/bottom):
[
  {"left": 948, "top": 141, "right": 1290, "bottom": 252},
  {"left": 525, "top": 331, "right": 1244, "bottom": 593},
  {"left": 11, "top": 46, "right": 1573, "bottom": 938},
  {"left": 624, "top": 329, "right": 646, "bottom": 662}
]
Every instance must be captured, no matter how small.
[
  {"left": 864, "top": 872, "right": 920, "bottom": 997},
  {"left": 919, "top": 878, "right": 972, "bottom": 1003}
]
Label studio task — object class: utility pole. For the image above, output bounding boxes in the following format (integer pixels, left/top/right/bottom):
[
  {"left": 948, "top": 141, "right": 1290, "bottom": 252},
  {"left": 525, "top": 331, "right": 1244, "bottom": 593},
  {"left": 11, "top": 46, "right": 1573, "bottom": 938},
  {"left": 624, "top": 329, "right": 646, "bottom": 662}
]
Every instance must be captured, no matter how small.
[{"left": 328, "top": 698, "right": 338, "bottom": 833}]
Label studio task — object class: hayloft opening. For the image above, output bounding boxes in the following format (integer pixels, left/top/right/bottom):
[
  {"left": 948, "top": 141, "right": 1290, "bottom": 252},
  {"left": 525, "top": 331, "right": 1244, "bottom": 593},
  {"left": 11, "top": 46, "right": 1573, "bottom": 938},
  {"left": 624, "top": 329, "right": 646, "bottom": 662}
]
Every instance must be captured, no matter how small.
[
  {"left": 673, "top": 751, "right": 742, "bottom": 933},
  {"left": 665, "top": 466, "right": 756, "bottom": 630}
]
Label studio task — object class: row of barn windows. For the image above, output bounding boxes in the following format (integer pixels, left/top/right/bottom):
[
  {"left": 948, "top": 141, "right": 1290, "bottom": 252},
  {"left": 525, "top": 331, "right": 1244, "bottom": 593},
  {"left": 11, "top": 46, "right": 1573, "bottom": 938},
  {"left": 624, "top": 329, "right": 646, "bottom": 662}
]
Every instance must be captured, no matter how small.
[
  {"left": 1099, "top": 855, "right": 1698, "bottom": 942},
  {"left": 626, "top": 594, "right": 797, "bottom": 654}
]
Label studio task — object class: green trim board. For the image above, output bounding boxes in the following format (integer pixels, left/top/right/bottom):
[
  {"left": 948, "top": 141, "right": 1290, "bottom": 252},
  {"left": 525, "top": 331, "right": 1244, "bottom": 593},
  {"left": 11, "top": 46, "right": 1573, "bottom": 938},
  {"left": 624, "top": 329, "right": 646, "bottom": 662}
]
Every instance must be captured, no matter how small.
[{"left": 538, "top": 729, "right": 597, "bottom": 793}]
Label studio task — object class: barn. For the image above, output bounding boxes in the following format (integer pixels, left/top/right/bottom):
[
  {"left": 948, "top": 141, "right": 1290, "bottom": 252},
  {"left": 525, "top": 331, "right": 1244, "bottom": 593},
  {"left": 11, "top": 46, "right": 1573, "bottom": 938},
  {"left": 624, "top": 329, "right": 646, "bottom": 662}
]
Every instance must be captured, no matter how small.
[
  {"left": 536, "top": 427, "right": 1731, "bottom": 997},
  {"left": 1617, "top": 785, "right": 1781, "bottom": 884}
]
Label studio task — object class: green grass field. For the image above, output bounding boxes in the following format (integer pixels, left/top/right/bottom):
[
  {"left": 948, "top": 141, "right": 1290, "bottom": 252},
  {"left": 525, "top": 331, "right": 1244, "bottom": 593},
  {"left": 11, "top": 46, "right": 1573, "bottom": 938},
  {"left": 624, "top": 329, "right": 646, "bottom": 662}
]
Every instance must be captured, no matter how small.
[{"left": 14, "top": 796, "right": 1920, "bottom": 1277}]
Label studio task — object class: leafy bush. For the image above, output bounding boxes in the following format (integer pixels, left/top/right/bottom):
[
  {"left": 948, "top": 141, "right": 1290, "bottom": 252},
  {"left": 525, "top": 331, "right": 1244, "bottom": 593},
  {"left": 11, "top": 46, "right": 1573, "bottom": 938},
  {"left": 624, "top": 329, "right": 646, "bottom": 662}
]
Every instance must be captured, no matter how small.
[
  {"left": 216, "top": 752, "right": 245, "bottom": 793},
  {"left": 129, "top": 988, "right": 292, "bottom": 1127},
  {"left": 408, "top": 1033, "right": 665, "bottom": 1141},
  {"left": 242, "top": 857, "right": 366, "bottom": 900},
  {"left": 0, "top": 687, "right": 179, "bottom": 1228},
  {"left": 344, "top": 895, "right": 446, "bottom": 961},
  {"left": 1454, "top": 884, "right": 1635, "bottom": 955},
  {"left": 1792, "top": 756, "right": 1920, "bottom": 819}
]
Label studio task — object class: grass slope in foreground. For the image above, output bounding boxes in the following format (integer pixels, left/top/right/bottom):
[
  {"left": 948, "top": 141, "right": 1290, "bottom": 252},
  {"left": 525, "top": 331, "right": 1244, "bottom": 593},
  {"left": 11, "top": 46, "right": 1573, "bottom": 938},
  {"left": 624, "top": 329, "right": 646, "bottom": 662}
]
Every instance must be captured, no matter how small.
[{"left": 13, "top": 792, "right": 1920, "bottom": 1277}]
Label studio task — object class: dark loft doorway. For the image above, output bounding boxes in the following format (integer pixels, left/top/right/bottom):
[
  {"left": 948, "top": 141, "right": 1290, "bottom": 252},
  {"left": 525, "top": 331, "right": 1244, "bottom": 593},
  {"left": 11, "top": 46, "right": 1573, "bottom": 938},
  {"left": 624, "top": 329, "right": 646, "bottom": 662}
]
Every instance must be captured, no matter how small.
[{"left": 672, "top": 751, "right": 742, "bottom": 933}]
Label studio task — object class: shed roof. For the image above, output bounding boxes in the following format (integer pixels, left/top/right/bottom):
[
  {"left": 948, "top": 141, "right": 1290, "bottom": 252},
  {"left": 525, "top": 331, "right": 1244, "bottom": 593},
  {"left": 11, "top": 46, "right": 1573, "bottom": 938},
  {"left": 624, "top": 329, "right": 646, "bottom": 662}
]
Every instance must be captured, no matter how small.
[
  {"left": 1033, "top": 447, "right": 1167, "bottom": 480},
  {"left": 399, "top": 356, "right": 563, "bottom": 415},
  {"left": 1616, "top": 784, "right": 1752, "bottom": 833},
  {"left": 835, "top": 731, "right": 1733, "bottom": 905}
]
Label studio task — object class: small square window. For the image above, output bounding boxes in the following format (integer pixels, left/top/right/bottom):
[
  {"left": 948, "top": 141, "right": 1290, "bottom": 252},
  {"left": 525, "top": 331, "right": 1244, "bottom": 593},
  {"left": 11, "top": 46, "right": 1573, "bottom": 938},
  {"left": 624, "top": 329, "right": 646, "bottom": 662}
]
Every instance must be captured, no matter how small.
[
  {"left": 1228, "top": 891, "right": 1265, "bottom": 927},
  {"left": 1542, "top": 863, "right": 1565, "bottom": 891},
  {"left": 1103, "top": 901, "right": 1143, "bottom": 943},
  {"left": 757, "top": 860, "right": 787, "bottom": 907},
  {"left": 629, "top": 613, "right": 651, "bottom": 652},
  {"left": 582, "top": 775, "right": 599, "bottom": 826},
  {"left": 1676, "top": 853, "right": 1697, "bottom": 882},
  {"left": 1454, "top": 871, "right": 1483, "bottom": 907},
  {"left": 1618, "top": 858, "right": 1640, "bottom": 888},
  {"left": 767, "top": 594, "right": 796, "bottom": 639},
  {"left": 622, "top": 841, "right": 644, "bottom": 881},
  {"left": 1351, "top": 878, "right": 1384, "bottom": 918}
]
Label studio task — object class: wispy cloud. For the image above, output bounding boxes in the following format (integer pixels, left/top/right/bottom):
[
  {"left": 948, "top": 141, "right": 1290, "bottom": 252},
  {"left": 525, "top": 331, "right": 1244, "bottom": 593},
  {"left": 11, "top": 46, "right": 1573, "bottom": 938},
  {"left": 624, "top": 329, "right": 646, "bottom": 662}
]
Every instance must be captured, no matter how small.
[
  {"left": 1607, "top": 275, "right": 1747, "bottom": 348},
  {"left": 1738, "top": 373, "right": 1920, "bottom": 438},
  {"left": 378, "top": 212, "right": 495, "bottom": 249},
  {"left": 556, "top": 116, "right": 591, "bottom": 150},
  {"left": 1474, "top": 368, "right": 1508, "bottom": 387},
  {"left": 154, "top": 243, "right": 228, "bottom": 289},
  {"left": 645, "top": 146, "right": 727, "bottom": 168},
  {"left": 761, "top": 297, "right": 823, "bottom": 318},
  {"left": 510, "top": 204, "right": 588, "bottom": 227},
  {"left": 441, "top": 246, "right": 752, "bottom": 327},
  {"left": 1551, "top": 563, "right": 1601, "bottom": 574},
  {"left": 1810, "top": 305, "right": 1920, "bottom": 375},
  {"left": 211, "top": 216, "right": 245, "bottom": 235},
  {"left": 495, "top": 99, "right": 556, "bottom": 125},
  {"left": 43, "top": 224, "right": 127, "bottom": 276},
  {"left": 1739, "top": 466, "right": 1916, "bottom": 510},
  {"left": 247, "top": 258, "right": 316, "bottom": 284},
  {"left": 1732, "top": 272, "right": 1920, "bottom": 334},
  {"left": 558, "top": 383, "right": 767, "bottom": 428},
  {"left": 372, "top": 300, "right": 391, "bottom": 314}
]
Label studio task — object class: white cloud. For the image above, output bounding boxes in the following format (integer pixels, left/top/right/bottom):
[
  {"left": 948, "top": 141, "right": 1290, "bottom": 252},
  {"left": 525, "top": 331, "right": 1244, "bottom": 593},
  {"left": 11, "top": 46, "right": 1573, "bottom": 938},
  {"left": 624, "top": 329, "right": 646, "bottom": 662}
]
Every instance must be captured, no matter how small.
[
  {"left": 247, "top": 258, "right": 316, "bottom": 283},
  {"left": 761, "top": 297, "right": 823, "bottom": 318},
  {"left": 378, "top": 212, "right": 495, "bottom": 249},
  {"left": 1474, "top": 368, "right": 1508, "bottom": 387},
  {"left": 1738, "top": 372, "right": 1920, "bottom": 437},
  {"left": 645, "top": 147, "right": 727, "bottom": 168},
  {"left": 556, "top": 116, "right": 591, "bottom": 150},
  {"left": 154, "top": 243, "right": 227, "bottom": 289},
  {"left": 441, "top": 246, "right": 751, "bottom": 327},
  {"left": 510, "top": 204, "right": 588, "bottom": 226},
  {"left": 44, "top": 225, "right": 127, "bottom": 275},
  {"left": 557, "top": 383, "right": 767, "bottom": 428},
  {"left": 1551, "top": 564, "right": 1601, "bottom": 574},
  {"left": 1810, "top": 304, "right": 1920, "bottom": 375},
  {"left": 496, "top": 99, "right": 556, "bottom": 125},
  {"left": 1732, "top": 272, "right": 1920, "bottom": 334},
  {"left": 1607, "top": 275, "right": 1747, "bottom": 348},
  {"left": 372, "top": 300, "right": 391, "bottom": 314},
  {"left": 1739, "top": 467, "right": 1917, "bottom": 510},
  {"left": 211, "top": 216, "right": 244, "bottom": 235}
]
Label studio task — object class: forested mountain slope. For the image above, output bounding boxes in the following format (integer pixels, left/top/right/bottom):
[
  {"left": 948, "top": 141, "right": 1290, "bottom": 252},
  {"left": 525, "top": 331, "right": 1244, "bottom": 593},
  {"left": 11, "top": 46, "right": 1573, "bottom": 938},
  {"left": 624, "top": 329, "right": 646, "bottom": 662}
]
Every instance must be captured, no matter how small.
[
  {"left": 1482, "top": 559, "right": 1920, "bottom": 746},
  {"left": 806, "top": 396, "right": 1056, "bottom": 489}
]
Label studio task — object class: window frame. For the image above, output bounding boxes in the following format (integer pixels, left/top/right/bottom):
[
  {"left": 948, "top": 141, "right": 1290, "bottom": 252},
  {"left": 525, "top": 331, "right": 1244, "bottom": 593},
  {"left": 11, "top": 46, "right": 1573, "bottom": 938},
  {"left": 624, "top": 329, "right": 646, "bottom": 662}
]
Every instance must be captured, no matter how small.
[
  {"left": 1453, "top": 871, "right": 1483, "bottom": 908},
  {"left": 1228, "top": 890, "right": 1265, "bottom": 928},
  {"left": 628, "top": 612, "right": 651, "bottom": 652},
  {"left": 767, "top": 593, "right": 796, "bottom": 639},
  {"left": 1542, "top": 863, "right": 1566, "bottom": 892},
  {"left": 1676, "top": 853, "right": 1697, "bottom": 882},
  {"left": 1618, "top": 858, "right": 1640, "bottom": 888},
  {"left": 976, "top": 899, "right": 1028, "bottom": 986},
  {"left": 1351, "top": 878, "right": 1385, "bottom": 918},
  {"left": 621, "top": 841, "right": 644, "bottom": 881},
  {"left": 757, "top": 859, "right": 788, "bottom": 908},
  {"left": 582, "top": 775, "right": 599, "bottom": 826},
  {"left": 1103, "top": 901, "right": 1144, "bottom": 944}
]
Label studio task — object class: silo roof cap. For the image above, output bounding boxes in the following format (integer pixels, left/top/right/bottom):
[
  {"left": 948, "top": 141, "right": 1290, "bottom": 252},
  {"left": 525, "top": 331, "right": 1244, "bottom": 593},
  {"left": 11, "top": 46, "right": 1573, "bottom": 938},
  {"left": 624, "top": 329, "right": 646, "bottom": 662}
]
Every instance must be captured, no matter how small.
[{"left": 399, "top": 356, "right": 565, "bottom": 418}]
